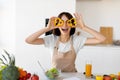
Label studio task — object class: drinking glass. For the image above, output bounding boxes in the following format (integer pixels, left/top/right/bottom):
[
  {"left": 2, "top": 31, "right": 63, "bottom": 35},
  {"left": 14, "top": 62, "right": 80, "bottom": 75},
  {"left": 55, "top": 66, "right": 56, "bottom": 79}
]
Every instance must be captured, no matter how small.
[
  {"left": 85, "top": 60, "right": 92, "bottom": 78},
  {"left": 96, "top": 75, "right": 103, "bottom": 80}
]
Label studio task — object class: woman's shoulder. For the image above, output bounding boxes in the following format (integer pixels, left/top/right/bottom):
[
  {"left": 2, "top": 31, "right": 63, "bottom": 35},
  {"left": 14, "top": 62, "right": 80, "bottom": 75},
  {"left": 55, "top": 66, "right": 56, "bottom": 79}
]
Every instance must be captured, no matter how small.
[
  {"left": 72, "top": 31, "right": 87, "bottom": 53},
  {"left": 43, "top": 34, "right": 58, "bottom": 48},
  {"left": 72, "top": 31, "right": 87, "bottom": 45},
  {"left": 73, "top": 31, "right": 86, "bottom": 40},
  {"left": 43, "top": 34, "right": 58, "bottom": 44}
]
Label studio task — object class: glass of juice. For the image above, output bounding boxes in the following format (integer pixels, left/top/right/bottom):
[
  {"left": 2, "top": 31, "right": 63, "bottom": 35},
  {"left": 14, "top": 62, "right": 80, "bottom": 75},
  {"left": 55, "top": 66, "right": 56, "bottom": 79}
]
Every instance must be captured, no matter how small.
[
  {"left": 96, "top": 75, "right": 103, "bottom": 80},
  {"left": 85, "top": 60, "right": 92, "bottom": 78}
]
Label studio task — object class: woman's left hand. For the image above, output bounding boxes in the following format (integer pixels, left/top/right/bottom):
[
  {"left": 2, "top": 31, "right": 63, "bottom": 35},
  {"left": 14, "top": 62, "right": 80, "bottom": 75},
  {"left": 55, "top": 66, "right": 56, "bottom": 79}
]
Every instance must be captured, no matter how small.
[{"left": 74, "top": 13, "right": 86, "bottom": 29}]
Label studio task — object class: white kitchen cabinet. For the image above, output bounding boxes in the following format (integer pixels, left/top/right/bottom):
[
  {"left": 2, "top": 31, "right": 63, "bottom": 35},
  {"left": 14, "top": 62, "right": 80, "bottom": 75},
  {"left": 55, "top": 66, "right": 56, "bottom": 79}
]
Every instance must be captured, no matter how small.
[{"left": 76, "top": 45, "right": 120, "bottom": 74}]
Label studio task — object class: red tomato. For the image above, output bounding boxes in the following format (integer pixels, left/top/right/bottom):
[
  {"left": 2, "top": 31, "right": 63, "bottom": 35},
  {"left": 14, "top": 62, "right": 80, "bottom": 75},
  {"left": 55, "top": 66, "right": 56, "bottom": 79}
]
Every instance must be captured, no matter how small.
[
  {"left": 23, "top": 76, "right": 27, "bottom": 80},
  {"left": 103, "top": 76, "right": 112, "bottom": 80},
  {"left": 26, "top": 73, "right": 31, "bottom": 79},
  {"left": 118, "top": 76, "right": 120, "bottom": 80},
  {"left": 31, "top": 74, "right": 39, "bottom": 80}
]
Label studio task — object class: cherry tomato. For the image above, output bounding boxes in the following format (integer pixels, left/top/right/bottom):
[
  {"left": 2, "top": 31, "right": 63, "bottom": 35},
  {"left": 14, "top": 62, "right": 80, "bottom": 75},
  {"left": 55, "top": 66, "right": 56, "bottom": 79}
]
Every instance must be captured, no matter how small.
[
  {"left": 26, "top": 73, "right": 31, "bottom": 79},
  {"left": 31, "top": 74, "right": 39, "bottom": 80},
  {"left": 22, "top": 76, "right": 27, "bottom": 80}
]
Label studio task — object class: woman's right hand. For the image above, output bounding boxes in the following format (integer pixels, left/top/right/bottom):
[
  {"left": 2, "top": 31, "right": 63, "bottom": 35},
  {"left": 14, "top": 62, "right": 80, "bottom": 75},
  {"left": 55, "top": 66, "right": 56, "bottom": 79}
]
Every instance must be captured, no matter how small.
[
  {"left": 25, "top": 17, "right": 59, "bottom": 45},
  {"left": 47, "top": 17, "right": 58, "bottom": 30},
  {"left": 74, "top": 13, "right": 86, "bottom": 30}
]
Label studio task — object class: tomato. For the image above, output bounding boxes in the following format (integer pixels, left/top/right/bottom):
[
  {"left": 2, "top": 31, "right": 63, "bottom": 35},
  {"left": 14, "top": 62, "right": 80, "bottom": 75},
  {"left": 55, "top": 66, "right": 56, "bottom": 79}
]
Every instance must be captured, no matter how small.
[
  {"left": 31, "top": 74, "right": 39, "bottom": 80},
  {"left": 22, "top": 77, "right": 27, "bottom": 80},
  {"left": 118, "top": 76, "right": 120, "bottom": 80},
  {"left": 103, "top": 75, "right": 112, "bottom": 80},
  {"left": 26, "top": 73, "right": 31, "bottom": 79}
]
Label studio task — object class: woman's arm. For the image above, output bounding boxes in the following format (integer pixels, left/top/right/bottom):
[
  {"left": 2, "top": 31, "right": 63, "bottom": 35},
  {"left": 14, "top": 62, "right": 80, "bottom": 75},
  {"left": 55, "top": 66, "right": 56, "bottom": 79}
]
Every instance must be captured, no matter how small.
[
  {"left": 81, "top": 26, "right": 106, "bottom": 44},
  {"left": 25, "top": 17, "right": 58, "bottom": 45},
  {"left": 74, "top": 13, "right": 106, "bottom": 45},
  {"left": 25, "top": 27, "right": 50, "bottom": 45}
]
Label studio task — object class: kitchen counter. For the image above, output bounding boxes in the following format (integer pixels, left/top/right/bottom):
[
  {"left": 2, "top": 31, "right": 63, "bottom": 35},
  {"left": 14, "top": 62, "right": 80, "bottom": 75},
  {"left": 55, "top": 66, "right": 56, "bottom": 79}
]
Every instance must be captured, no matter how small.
[{"left": 55, "top": 72, "right": 95, "bottom": 80}]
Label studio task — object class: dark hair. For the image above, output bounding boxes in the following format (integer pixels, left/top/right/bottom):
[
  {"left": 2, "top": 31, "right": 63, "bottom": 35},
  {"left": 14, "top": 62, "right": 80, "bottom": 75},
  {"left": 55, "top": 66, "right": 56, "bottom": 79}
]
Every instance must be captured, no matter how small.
[{"left": 53, "top": 12, "right": 75, "bottom": 36}]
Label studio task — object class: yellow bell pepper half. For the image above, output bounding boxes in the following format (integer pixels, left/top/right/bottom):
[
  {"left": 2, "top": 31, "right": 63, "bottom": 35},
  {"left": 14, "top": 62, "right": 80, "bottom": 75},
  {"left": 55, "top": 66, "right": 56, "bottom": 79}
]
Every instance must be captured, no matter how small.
[
  {"left": 54, "top": 18, "right": 64, "bottom": 27},
  {"left": 67, "top": 18, "right": 76, "bottom": 27}
]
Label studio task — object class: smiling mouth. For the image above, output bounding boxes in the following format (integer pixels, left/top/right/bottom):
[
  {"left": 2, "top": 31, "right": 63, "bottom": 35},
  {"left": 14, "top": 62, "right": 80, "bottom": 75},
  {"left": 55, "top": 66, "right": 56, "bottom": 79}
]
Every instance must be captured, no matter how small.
[{"left": 62, "top": 28, "right": 68, "bottom": 32}]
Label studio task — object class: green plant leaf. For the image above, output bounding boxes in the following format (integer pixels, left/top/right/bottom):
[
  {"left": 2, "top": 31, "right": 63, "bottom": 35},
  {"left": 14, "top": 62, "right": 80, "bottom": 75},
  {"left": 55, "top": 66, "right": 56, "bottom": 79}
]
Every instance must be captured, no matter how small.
[
  {"left": 11, "top": 54, "right": 15, "bottom": 65},
  {"left": 3, "top": 49, "right": 12, "bottom": 65},
  {"left": 1, "top": 54, "right": 8, "bottom": 64},
  {"left": 0, "top": 58, "right": 6, "bottom": 65}
]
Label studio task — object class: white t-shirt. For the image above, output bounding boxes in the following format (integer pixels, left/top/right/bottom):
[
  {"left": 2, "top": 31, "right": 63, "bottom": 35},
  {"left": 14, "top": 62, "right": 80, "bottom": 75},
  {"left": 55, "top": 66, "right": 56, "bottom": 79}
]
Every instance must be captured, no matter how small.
[{"left": 43, "top": 33, "right": 87, "bottom": 55}]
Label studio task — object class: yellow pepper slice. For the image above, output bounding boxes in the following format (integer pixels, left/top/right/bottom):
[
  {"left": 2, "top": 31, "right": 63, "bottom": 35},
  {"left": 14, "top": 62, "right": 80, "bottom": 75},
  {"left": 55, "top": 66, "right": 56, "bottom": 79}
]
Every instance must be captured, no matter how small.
[
  {"left": 67, "top": 18, "right": 76, "bottom": 27},
  {"left": 54, "top": 18, "right": 64, "bottom": 27}
]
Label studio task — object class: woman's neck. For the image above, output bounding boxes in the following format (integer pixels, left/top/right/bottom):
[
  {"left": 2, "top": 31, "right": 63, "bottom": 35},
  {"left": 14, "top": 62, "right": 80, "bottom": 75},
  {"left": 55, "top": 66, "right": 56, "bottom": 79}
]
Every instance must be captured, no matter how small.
[{"left": 59, "top": 35, "right": 70, "bottom": 43}]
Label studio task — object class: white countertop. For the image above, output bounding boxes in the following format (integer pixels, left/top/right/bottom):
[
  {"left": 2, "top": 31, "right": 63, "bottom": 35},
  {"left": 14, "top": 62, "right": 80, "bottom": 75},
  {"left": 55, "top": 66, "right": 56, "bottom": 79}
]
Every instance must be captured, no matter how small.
[{"left": 55, "top": 72, "right": 95, "bottom": 80}]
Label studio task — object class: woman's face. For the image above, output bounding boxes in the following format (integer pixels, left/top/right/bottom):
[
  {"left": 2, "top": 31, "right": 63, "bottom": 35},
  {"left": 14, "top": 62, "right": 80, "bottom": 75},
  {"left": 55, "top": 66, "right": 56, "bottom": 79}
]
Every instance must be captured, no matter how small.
[{"left": 59, "top": 15, "right": 71, "bottom": 36}]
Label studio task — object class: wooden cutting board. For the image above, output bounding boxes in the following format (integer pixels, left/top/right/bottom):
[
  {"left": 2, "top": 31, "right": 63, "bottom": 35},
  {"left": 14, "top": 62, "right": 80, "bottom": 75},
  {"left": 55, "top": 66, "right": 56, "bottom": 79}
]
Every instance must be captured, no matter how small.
[{"left": 100, "top": 26, "right": 113, "bottom": 44}]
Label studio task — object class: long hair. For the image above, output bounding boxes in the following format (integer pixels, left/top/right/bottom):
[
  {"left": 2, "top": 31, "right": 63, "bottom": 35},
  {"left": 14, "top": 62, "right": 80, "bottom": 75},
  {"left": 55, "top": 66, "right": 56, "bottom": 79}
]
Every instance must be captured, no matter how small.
[{"left": 53, "top": 12, "right": 75, "bottom": 36}]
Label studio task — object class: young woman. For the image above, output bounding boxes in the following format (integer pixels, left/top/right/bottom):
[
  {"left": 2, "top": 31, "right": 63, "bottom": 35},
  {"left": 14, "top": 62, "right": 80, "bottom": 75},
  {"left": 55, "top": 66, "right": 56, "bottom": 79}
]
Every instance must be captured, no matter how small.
[{"left": 25, "top": 12, "right": 105, "bottom": 72}]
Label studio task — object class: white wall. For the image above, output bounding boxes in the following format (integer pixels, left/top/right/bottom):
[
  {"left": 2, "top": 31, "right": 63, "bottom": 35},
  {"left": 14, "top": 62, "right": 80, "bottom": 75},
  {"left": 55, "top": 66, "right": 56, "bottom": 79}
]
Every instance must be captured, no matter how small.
[
  {"left": 76, "top": 0, "right": 120, "bottom": 74},
  {"left": 76, "top": 0, "right": 120, "bottom": 40},
  {"left": 0, "top": 0, "right": 16, "bottom": 53},
  {"left": 15, "top": 0, "right": 75, "bottom": 78}
]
